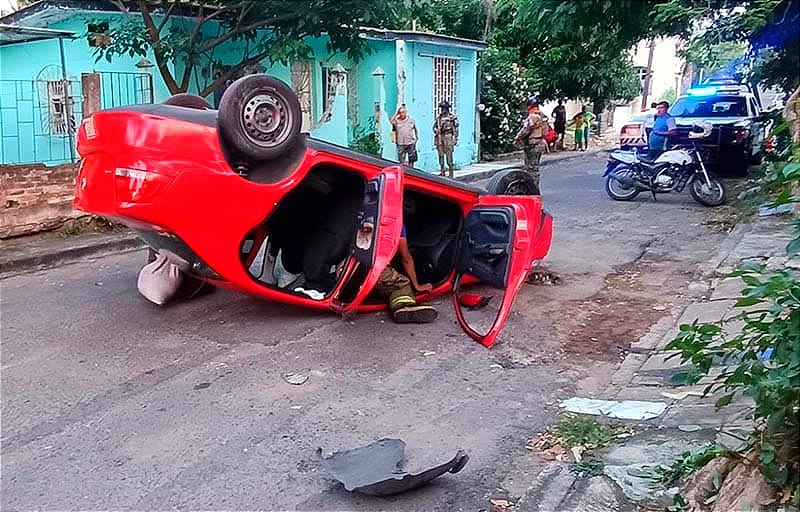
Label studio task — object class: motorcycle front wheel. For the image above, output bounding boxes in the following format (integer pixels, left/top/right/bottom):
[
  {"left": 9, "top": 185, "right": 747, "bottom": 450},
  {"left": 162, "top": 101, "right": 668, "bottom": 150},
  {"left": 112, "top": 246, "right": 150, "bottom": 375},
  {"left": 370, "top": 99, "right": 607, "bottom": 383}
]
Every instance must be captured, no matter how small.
[
  {"left": 604, "top": 166, "right": 641, "bottom": 201},
  {"left": 689, "top": 173, "right": 727, "bottom": 207}
]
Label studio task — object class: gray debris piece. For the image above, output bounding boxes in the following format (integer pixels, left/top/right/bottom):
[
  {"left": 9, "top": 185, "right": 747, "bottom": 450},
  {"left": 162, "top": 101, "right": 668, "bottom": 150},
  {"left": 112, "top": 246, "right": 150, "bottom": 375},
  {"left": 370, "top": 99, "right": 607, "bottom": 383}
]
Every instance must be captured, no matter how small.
[{"left": 320, "top": 438, "right": 469, "bottom": 496}]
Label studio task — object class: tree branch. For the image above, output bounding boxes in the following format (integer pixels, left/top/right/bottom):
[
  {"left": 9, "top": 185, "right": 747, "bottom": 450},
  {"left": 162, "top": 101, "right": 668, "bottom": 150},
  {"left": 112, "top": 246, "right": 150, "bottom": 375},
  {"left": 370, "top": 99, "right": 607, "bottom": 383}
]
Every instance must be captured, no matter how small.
[
  {"left": 137, "top": 0, "right": 180, "bottom": 93},
  {"left": 156, "top": 2, "right": 177, "bottom": 34},
  {"left": 199, "top": 50, "right": 270, "bottom": 97},
  {"left": 198, "top": 11, "right": 311, "bottom": 53}
]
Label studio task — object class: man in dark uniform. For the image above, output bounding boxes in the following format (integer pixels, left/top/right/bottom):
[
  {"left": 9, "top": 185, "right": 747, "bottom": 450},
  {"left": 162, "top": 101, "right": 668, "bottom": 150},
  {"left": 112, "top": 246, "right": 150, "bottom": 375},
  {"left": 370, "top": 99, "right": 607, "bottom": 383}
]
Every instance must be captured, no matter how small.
[
  {"left": 513, "top": 96, "right": 548, "bottom": 193},
  {"left": 433, "top": 100, "right": 459, "bottom": 178},
  {"left": 552, "top": 99, "right": 567, "bottom": 150}
]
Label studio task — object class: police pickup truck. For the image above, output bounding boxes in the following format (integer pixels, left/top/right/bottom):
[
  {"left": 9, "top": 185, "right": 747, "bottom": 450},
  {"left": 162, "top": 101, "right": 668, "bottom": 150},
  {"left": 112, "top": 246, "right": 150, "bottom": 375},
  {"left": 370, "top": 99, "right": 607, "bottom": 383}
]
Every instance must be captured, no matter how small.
[
  {"left": 668, "top": 81, "right": 768, "bottom": 177},
  {"left": 618, "top": 81, "right": 768, "bottom": 177}
]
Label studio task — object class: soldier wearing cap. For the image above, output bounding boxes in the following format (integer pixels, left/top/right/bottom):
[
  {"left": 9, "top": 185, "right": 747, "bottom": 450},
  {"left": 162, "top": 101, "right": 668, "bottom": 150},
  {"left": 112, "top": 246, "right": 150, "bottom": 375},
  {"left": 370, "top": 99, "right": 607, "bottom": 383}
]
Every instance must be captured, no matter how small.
[
  {"left": 433, "top": 100, "right": 459, "bottom": 177},
  {"left": 513, "top": 96, "right": 548, "bottom": 193}
]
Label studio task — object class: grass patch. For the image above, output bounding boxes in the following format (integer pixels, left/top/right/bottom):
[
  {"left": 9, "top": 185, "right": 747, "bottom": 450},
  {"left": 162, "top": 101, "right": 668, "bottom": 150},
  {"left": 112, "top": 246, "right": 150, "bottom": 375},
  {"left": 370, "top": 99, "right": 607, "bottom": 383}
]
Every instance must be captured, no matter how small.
[
  {"left": 553, "top": 416, "right": 624, "bottom": 450},
  {"left": 570, "top": 458, "right": 605, "bottom": 478}
]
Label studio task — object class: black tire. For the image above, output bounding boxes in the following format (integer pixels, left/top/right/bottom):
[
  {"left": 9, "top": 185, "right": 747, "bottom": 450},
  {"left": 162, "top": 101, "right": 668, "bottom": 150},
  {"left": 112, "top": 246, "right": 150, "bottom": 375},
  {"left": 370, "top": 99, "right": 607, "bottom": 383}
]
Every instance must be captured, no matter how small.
[
  {"left": 163, "top": 93, "right": 211, "bottom": 109},
  {"left": 604, "top": 165, "right": 640, "bottom": 201},
  {"left": 486, "top": 168, "right": 540, "bottom": 195},
  {"left": 689, "top": 173, "right": 727, "bottom": 207},
  {"left": 218, "top": 75, "right": 301, "bottom": 161}
]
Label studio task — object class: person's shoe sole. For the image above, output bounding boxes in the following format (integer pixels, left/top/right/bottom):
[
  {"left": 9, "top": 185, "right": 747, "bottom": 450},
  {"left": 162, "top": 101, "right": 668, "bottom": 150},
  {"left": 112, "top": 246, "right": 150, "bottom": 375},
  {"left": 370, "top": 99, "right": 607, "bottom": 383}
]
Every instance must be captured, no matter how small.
[{"left": 393, "top": 305, "right": 438, "bottom": 324}]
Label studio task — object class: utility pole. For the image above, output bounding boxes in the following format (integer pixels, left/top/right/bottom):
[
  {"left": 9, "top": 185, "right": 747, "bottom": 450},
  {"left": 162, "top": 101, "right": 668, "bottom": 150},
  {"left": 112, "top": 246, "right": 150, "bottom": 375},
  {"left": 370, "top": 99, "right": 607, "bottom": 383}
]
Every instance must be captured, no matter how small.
[{"left": 640, "top": 39, "right": 656, "bottom": 111}]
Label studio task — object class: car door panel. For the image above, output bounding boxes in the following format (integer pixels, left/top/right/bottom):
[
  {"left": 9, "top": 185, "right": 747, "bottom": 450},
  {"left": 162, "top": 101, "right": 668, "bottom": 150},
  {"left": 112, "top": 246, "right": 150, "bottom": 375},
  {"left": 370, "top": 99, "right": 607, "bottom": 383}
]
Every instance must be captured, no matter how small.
[
  {"left": 330, "top": 166, "right": 403, "bottom": 313},
  {"left": 453, "top": 195, "right": 548, "bottom": 348}
]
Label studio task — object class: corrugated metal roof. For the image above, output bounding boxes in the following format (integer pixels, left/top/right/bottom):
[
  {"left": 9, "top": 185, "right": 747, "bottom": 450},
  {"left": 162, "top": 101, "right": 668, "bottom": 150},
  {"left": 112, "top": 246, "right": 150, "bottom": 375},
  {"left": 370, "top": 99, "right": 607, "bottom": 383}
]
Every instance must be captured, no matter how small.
[{"left": 0, "top": 23, "right": 75, "bottom": 45}]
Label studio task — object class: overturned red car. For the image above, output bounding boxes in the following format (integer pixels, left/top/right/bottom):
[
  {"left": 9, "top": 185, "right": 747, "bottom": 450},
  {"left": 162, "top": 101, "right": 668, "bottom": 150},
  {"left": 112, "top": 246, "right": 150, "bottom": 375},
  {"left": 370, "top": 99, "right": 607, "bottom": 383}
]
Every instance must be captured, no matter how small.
[{"left": 74, "top": 75, "right": 553, "bottom": 347}]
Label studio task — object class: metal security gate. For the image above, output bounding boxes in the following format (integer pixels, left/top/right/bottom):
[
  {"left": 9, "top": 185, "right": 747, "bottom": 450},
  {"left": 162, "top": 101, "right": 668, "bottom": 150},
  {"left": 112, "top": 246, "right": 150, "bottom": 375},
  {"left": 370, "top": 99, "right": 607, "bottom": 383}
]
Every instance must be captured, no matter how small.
[{"left": 97, "top": 71, "right": 153, "bottom": 109}]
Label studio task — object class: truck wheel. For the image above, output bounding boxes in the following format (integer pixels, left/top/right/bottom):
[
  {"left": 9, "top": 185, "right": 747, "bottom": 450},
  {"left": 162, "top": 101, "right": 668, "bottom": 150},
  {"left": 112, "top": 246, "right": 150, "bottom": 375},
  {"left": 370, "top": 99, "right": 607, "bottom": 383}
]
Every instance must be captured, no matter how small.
[
  {"left": 486, "top": 168, "right": 540, "bottom": 195},
  {"left": 163, "top": 93, "right": 211, "bottom": 109},
  {"left": 218, "top": 75, "right": 301, "bottom": 162}
]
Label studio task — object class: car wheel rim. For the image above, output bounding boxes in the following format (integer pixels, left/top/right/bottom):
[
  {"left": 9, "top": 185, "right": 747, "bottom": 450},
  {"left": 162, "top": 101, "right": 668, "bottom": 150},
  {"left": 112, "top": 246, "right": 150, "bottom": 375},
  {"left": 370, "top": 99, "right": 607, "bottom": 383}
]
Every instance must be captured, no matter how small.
[
  {"left": 505, "top": 179, "right": 536, "bottom": 195},
  {"left": 242, "top": 92, "right": 291, "bottom": 148}
]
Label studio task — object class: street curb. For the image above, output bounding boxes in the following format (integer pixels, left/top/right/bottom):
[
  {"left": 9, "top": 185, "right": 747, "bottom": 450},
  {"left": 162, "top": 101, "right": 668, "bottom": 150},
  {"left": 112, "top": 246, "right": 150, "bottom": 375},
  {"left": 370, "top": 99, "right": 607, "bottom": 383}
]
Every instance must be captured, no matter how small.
[
  {"left": 455, "top": 148, "right": 611, "bottom": 183},
  {"left": 0, "top": 235, "right": 145, "bottom": 278}
]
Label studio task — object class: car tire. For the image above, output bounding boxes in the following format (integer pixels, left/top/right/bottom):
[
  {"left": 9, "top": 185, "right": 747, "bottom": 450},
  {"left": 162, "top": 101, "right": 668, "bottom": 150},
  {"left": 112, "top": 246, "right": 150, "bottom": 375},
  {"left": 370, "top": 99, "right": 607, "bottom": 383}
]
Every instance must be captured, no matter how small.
[
  {"left": 486, "top": 168, "right": 540, "bottom": 195},
  {"left": 163, "top": 93, "right": 211, "bottom": 109},
  {"left": 218, "top": 75, "right": 302, "bottom": 162}
]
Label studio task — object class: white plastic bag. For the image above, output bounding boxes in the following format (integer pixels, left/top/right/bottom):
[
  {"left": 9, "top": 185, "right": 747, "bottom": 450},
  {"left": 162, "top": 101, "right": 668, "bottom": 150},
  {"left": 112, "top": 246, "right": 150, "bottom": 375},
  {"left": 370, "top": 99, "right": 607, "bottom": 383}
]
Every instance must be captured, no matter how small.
[{"left": 137, "top": 252, "right": 183, "bottom": 305}]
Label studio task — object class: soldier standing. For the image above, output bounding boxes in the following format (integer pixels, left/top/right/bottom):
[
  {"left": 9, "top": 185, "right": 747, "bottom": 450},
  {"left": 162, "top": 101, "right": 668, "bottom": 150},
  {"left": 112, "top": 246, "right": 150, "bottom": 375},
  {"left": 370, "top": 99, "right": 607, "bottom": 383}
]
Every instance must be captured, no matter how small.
[
  {"left": 513, "top": 96, "right": 548, "bottom": 193},
  {"left": 433, "top": 100, "right": 459, "bottom": 177}
]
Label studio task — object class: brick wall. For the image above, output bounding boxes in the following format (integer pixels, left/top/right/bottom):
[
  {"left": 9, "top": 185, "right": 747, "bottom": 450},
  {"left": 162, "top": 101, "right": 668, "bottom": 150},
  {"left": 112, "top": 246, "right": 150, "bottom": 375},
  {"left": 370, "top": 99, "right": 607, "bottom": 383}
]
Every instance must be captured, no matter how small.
[{"left": 0, "top": 163, "right": 85, "bottom": 238}]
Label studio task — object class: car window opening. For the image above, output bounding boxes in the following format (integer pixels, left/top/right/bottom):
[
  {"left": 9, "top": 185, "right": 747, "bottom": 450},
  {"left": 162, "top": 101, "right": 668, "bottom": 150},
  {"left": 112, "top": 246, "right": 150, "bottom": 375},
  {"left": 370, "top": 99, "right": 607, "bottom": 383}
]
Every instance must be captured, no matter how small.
[
  {"left": 240, "top": 168, "right": 464, "bottom": 302},
  {"left": 242, "top": 164, "right": 366, "bottom": 298}
]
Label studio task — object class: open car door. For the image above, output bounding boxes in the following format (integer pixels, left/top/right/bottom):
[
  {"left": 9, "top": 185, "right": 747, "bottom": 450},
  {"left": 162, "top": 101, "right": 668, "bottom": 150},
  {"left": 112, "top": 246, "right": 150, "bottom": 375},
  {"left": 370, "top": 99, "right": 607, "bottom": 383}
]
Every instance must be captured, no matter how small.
[
  {"left": 330, "top": 165, "right": 404, "bottom": 313},
  {"left": 453, "top": 195, "right": 550, "bottom": 348}
]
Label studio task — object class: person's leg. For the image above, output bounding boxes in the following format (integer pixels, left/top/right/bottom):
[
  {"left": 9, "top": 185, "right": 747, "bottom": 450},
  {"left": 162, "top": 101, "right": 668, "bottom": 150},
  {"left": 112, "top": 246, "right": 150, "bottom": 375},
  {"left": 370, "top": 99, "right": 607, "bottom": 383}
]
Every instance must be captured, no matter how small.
[
  {"left": 374, "top": 267, "right": 437, "bottom": 323},
  {"left": 584, "top": 126, "right": 590, "bottom": 149},
  {"left": 397, "top": 145, "right": 407, "bottom": 165},
  {"left": 522, "top": 145, "right": 540, "bottom": 192},
  {"left": 437, "top": 147, "right": 446, "bottom": 176},
  {"left": 446, "top": 145, "right": 455, "bottom": 177},
  {"left": 574, "top": 129, "right": 583, "bottom": 150},
  {"left": 530, "top": 142, "right": 543, "bottom": 193}
]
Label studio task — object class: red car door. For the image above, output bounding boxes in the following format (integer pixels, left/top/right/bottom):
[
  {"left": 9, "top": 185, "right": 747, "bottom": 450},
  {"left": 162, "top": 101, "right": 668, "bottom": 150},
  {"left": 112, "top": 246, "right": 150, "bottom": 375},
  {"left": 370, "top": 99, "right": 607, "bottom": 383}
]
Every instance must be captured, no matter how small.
[
  {"left": 452, "top": 195, "right": 545, "bottom": 348},
  {"left": 329, "top": 165, "right": 404, "bottom": 313}
]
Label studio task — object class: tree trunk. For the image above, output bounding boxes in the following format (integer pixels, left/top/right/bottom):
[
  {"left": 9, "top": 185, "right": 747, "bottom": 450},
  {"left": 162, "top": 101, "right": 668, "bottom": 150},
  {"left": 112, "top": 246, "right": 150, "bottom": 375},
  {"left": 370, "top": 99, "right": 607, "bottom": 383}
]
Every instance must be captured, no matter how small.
[{"left": 784, "top": 85, "right": 800, "bottom": 217}]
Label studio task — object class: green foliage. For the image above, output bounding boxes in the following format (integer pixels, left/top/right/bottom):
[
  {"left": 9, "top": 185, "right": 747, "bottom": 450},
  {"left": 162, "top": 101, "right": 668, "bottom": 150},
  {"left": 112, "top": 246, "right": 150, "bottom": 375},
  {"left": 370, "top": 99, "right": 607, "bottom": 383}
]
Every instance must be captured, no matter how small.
[
  {"left": 479, "top": 46, "right": 535, "bottom": 156},
  {"left": 494, "top": 0, "right": 649, "bottom": 106},
  {"left": 93, "top": 0, "right": 416, "bottom": 96},
  {"left": 659, "top": 87, "right": 677, "bottom": 105},
  {"left": 350, "top": 123, "right": 382, "bottom": 156},
  {"left": 553, "top": 416, "right": 623, "bottom": 450},
  {"left": 665, "top": 118, "right": 800, "bottom": 491},
  {"left": 632, "top": 443, "right": 730, "bottom": 489},
  {"left": 569, "top": 458, "right": 605, "bottom": 478}
]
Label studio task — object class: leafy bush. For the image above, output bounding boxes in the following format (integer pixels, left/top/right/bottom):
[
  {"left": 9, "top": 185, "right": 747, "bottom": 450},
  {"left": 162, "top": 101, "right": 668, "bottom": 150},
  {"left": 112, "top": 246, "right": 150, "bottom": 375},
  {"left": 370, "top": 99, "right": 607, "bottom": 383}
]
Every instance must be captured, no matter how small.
[
  {"left": 665, "top": 128, "right": 800, "bottom": 501},
  {"left": 479, "top": 46, "right": 535, "bottom": 157},
  {"left": 350, "top": 123, "right": 382, "bottom": 156}
]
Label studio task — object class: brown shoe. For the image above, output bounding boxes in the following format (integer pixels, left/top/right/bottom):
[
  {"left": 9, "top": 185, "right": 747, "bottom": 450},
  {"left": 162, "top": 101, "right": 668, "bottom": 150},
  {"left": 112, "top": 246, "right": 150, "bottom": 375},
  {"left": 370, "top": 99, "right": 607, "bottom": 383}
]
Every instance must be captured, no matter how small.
[{"left": 392, "top": 304, "right": 438, "bottom": 324}]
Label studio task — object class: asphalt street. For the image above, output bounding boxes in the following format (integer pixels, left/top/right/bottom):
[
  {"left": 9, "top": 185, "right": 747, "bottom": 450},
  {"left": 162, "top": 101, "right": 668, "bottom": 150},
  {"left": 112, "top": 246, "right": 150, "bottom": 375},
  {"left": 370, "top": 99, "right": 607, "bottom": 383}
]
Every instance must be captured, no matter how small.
[{"left": 1, "top": 152, "right": 728, "bottom": 510}]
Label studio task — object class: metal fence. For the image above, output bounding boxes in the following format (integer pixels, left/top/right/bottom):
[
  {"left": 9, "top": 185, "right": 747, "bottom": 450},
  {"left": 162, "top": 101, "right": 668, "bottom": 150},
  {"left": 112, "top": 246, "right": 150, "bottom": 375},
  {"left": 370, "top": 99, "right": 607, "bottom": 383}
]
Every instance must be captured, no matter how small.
[
  {"left": 0, "top": 78, "right": 84, "bottom": 165},
  {"left": 98, "top": 71, "right": 154, "bottom": 110},
  {"left": 0, "top": 71, "right": 153, "bottom": 165}
]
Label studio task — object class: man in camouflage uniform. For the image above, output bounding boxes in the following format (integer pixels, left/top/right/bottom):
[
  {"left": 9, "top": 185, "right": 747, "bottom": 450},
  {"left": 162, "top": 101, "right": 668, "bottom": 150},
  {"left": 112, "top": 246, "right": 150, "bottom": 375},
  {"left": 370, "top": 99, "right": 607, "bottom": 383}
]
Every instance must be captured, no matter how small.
[
  {"left": 513, "top": 96, "right": 548, "bottom": 193},
  {"left": 433, "top": 100, "right": 459, "bottom": 177}
]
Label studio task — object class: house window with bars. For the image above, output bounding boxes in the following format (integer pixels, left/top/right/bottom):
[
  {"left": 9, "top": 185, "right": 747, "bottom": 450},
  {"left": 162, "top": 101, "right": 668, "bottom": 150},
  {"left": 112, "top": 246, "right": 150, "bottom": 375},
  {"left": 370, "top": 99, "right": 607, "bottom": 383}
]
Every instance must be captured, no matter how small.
[
  {"left": 433, "top": 57, "right": 458, "bottom": 112},
  {"left": 46, "top": 80, "right": 75, "bottom": 136},
  {"left": 321, "top": 65, "right": 341, "bottom": 114},
  {"left": 290, "top": 61, "right": 313, "bottom": 132}
]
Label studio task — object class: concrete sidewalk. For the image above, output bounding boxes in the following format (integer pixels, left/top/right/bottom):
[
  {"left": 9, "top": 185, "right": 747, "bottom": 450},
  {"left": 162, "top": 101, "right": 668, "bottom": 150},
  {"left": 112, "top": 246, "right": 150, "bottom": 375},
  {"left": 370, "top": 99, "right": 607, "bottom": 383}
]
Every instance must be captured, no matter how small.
[
  {"left": 0, "top": 144, "right": 610, "bottom": 277},
  {"left": 513, "top": 215, "right": 797, "bottom": 511}
]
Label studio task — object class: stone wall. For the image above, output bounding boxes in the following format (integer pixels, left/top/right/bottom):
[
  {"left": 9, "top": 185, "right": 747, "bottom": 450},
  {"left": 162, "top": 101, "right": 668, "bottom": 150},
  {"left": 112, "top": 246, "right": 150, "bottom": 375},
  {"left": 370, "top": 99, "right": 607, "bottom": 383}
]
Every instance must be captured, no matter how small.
[{"left": 1, "top": 163, "right": 84, "bottom": 238}]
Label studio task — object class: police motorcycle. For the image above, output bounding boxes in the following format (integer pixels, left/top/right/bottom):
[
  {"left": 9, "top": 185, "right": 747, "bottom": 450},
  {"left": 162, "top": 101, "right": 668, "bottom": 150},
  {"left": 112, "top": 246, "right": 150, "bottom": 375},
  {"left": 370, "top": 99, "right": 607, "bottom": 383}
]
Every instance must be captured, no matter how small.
[{"left": 603, "top": 123, "right": 727, "bottom": 207}]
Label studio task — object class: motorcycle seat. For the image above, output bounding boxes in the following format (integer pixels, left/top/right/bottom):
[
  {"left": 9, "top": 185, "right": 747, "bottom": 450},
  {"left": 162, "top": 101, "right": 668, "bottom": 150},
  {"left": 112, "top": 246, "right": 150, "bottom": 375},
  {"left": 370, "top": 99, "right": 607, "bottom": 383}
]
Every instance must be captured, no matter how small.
[{"left": 638, "top": 153, "right": 659, "bottom": 164}]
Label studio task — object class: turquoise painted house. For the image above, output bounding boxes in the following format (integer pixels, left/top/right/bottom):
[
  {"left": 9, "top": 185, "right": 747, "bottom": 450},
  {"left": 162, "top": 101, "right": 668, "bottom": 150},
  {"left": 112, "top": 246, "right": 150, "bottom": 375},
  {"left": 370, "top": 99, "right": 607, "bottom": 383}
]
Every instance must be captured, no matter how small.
[{"left": 0, "top": 0, "right": 486, "bottom": 171}]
